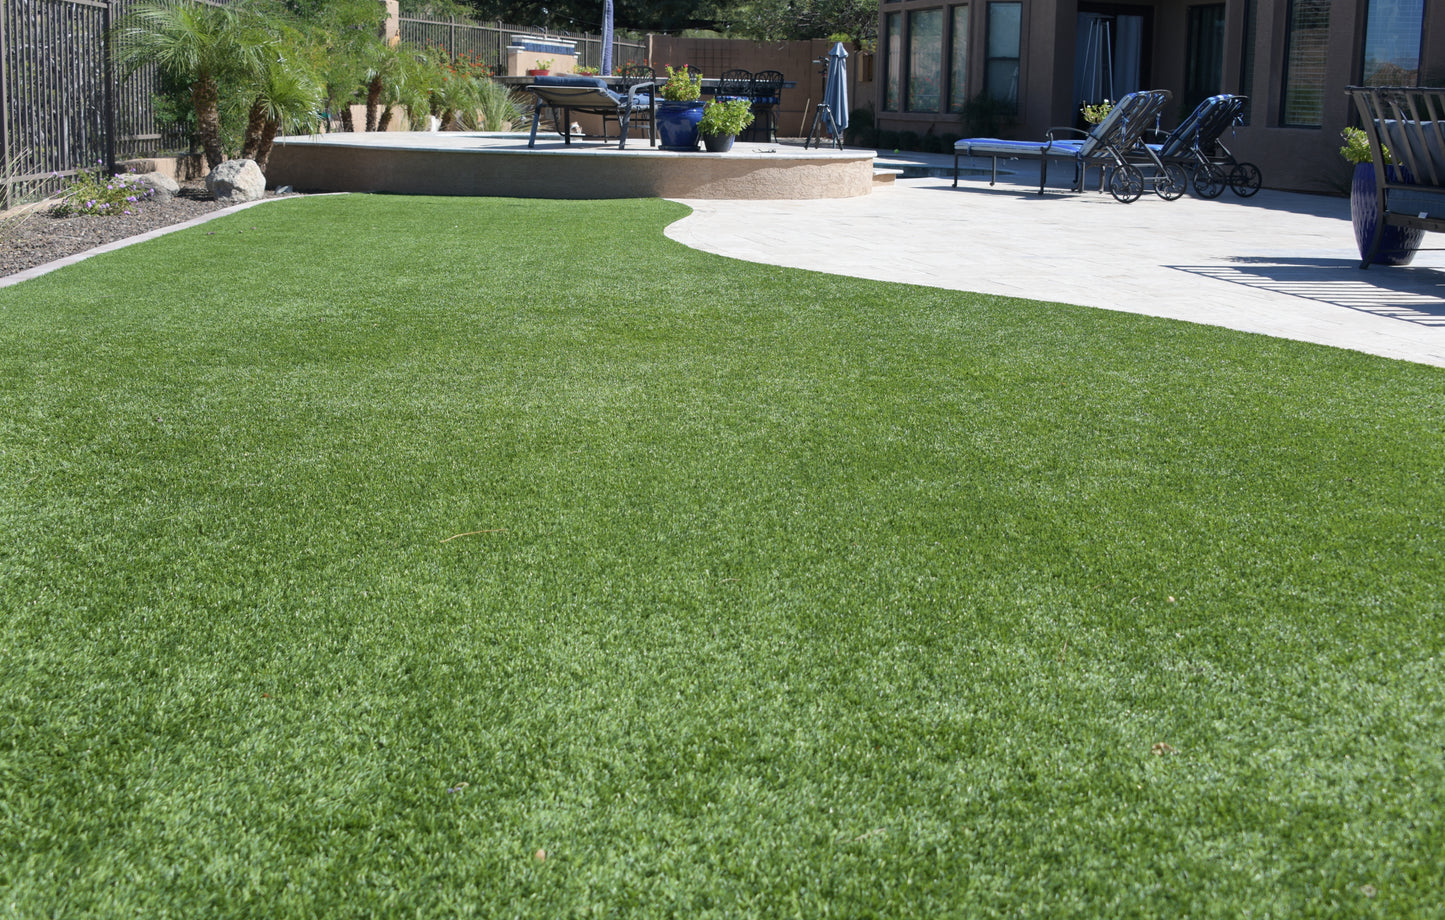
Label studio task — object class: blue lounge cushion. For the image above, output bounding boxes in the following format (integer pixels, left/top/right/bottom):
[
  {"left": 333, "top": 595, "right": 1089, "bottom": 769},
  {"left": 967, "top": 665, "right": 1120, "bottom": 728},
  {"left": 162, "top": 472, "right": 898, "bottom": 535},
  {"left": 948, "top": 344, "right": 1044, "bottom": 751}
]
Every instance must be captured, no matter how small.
[
  {"left": 532, "top": 75, "right": 610, "bottom": 90},
  {"left": 955, "top": 138, "right": 1051, "bottom": 157},
  {"left": 1387, "top": 186, "right": 1445, "bottom": 219}
]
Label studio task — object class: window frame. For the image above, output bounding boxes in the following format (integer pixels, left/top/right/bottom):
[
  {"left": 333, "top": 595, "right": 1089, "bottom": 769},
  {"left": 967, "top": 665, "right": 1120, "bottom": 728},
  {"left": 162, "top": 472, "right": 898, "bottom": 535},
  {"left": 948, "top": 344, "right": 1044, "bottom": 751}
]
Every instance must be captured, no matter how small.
[
  {"left": 906, "top": 7, "right": 945, "bottom": 113},
  {"left": 1279, "top": 0, "right": 1330, "bottom": 127},
  {"left": 983, "top": 1, "right": 1022, "bottom": 112},
  {"left": 1360, "top": 0, "right": 1426, "bottom": 86}
]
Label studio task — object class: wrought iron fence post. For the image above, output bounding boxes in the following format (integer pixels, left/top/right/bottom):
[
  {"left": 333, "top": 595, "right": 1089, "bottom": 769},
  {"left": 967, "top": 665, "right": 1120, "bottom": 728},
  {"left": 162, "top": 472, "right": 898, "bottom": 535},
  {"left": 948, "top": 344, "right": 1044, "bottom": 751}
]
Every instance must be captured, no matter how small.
[
  {"left": 103, "top": 0, "right": 116, "bottom": 176},
  {"left": 1, "top": 0, "right": 11, "bottom": 211}
]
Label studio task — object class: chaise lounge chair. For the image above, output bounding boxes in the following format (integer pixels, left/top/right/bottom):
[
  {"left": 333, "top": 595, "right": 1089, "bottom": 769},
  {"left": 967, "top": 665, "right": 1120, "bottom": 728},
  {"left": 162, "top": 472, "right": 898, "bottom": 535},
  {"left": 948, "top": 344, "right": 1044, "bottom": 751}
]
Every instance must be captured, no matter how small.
[
  {"left": 1140, "top": 94, "right": 1260, "bottom": 198},
  {"left": 953, "top": 89, "right": 1173, "bottom": 203},
  {"left": 526, "top": 75, "right": 656, "bottom": 149}
]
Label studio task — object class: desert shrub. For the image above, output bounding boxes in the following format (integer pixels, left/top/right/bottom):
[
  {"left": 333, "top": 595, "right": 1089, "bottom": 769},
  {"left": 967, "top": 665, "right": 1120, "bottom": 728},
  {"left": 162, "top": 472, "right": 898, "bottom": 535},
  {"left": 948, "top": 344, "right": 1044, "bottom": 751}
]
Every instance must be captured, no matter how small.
[{"left": 50, "top": 168, "right": 155, "bottom": 217}]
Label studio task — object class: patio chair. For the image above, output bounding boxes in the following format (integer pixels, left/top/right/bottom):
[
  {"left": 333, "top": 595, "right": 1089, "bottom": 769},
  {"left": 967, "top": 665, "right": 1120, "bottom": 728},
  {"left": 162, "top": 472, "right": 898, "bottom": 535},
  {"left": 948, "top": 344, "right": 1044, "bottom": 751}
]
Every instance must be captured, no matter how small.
[
  {"left": 1142, "top": 94, "right": 1259, "bottom": 198},
  {"left": 606, "top": 64, "right": 656, "bottom": 141},
  {"left": 953, "top": 89, "right": 1173, "bottom": 203},
  {"left": 716, "top": 69, "right": 753, "bottom": 103},
  {"left": 526, "top": 75, "right": 655, "bottom": 149},
  {"left": 749, "top": 71, "right": 785, "bottom": 142}
]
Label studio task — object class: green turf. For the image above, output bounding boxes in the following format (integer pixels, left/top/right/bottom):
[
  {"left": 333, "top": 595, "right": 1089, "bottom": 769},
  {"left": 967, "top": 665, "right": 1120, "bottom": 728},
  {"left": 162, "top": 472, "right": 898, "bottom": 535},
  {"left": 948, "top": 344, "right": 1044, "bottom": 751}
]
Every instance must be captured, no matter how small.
[{"left": 1, "top": 194, "right": 1442, "bottom": 918}]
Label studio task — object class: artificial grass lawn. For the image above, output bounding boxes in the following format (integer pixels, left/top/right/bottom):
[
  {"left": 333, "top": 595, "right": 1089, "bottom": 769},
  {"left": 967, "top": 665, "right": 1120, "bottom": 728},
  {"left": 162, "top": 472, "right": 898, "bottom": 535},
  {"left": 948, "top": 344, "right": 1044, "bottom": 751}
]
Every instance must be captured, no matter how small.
[{"left": 1, "top": 193, "right": 1442, "bottom": 917}]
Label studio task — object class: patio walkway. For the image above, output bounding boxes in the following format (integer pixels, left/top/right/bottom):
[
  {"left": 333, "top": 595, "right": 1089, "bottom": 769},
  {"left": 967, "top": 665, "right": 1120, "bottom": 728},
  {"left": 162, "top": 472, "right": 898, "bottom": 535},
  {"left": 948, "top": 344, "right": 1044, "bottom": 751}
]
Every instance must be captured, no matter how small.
[{"left": 667, "top": 161, "right": 1445, "bottom": 368}]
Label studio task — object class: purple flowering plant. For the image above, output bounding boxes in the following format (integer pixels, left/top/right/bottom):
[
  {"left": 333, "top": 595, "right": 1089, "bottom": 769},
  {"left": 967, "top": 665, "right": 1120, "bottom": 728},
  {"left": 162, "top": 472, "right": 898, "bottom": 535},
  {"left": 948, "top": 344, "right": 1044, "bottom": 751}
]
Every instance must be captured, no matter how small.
[{"left": 52, "top": 163, "right": 155, "bottom": 217}]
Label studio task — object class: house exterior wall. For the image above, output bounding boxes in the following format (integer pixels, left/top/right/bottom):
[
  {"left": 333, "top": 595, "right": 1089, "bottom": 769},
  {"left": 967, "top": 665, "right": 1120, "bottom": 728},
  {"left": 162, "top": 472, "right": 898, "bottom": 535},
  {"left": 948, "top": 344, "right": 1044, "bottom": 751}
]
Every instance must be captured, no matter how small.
[{"left": 876, "top": 0, "right": 1444, "bottom": 193}]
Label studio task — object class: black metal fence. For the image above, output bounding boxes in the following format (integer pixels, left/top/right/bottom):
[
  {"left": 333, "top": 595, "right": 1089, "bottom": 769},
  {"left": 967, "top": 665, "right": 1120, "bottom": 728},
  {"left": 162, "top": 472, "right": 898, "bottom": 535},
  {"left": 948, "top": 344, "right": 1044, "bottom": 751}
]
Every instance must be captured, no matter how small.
[
  {"left": 399, "top": 17, "right": 646, "bottom": 74},
  {"left": 1, "top": 0, "right": 197, "bottom": 209},
  {"left": 1, "top": 1, "right": 646, "bottom": 210}
]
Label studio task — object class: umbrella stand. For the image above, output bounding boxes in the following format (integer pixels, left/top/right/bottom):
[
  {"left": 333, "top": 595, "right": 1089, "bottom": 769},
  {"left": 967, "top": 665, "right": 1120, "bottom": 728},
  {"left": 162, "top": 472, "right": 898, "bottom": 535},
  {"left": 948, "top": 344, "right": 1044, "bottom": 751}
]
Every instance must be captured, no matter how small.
[{"left": 805, "top": 103, "right": 841, "bottom": 149}]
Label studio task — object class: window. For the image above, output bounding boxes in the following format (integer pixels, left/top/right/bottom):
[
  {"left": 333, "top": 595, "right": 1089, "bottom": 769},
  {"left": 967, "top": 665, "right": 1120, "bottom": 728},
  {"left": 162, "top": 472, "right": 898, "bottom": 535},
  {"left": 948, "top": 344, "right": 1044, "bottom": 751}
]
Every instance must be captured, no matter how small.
[
  {"left": 1184, "top": 4, "right": 1226, "bottom": 112},
  {"left": 950, "top": 5, "right": 970, "bottom": 112},
  {"left": 885, "top": 12, "right": 903, "bottom": 111},
  {"left": 1363, "top": 0, "right": 1425, "bottom": 85},
  {"left": 985, "top": 2, "right": 1021, "bottom": 110},
  {"left": 1281, "top": 0, "right": 1329, "bottom": 126},
  {"left": 1238, "top": 0, "right": 1256, "bottom": 123},
  {"left": 908, "top": 9, "right": 944, "bottom": 112}
]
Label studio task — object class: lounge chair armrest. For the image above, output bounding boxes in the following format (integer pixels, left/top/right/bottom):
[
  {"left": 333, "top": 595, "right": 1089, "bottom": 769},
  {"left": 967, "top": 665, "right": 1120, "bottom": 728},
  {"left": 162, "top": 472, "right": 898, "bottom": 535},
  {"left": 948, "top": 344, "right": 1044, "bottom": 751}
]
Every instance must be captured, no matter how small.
[
  {"left": 1045, "top": 126, "right": 1090, "bottom": 140},
  {"left": 626, "top": 81, "right": 655, "bottom": 102}
]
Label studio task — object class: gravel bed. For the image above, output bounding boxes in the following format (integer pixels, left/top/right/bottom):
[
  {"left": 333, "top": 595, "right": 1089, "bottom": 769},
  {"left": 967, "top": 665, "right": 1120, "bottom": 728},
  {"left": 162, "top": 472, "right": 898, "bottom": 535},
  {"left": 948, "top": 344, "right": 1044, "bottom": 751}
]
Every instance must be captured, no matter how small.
[{"left": 1, "top": 181, "right": 301, "bottom": 281}]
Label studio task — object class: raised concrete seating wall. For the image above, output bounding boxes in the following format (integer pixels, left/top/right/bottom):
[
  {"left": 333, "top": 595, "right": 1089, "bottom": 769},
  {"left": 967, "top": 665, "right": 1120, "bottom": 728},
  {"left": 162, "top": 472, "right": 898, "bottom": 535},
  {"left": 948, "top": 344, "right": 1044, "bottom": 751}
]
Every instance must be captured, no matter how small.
[{"left": 507, "top": 35, "right": 578, "bottom": 76}]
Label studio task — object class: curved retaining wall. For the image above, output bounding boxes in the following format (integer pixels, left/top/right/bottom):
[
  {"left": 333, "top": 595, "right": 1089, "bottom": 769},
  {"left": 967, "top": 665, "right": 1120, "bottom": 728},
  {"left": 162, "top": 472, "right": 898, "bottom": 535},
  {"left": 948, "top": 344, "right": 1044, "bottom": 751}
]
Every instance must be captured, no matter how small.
[{"left": 265, "top": 133, "right": 875, "bottom": 200}]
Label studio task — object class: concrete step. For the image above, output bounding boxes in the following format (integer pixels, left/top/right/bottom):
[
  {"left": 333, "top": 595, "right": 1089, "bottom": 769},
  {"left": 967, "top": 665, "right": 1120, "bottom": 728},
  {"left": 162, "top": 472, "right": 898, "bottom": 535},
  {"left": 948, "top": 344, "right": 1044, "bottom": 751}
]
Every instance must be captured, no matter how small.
[{"left": 873, "top": 168, "right": 902, "bottom": 185}]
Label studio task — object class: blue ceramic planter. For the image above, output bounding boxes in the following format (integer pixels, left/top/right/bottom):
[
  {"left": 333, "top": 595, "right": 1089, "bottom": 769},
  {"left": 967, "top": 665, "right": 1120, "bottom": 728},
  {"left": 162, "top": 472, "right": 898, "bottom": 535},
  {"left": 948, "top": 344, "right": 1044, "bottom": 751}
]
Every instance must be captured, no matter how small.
[
  {"left": 1352, "top": 163, "right": 1425, "bottom": 266},
  {"left": 656, "top": 100, "right": 705, "bottom": 151}
]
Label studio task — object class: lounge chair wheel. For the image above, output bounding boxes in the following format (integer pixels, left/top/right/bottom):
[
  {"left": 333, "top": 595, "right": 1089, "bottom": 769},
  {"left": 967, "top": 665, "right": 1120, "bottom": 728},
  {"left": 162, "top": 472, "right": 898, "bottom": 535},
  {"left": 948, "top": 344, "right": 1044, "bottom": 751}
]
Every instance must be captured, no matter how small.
[
  {"left": 1108, "top": 165, "right": 1145, "bottom": 203},
  {"left": 1154, "top": 163, "right": 1188, "bottom": 201},
  {"left": 1191, "top": 164, "right": 1227, "bottom": 199},
  {"left": 1229, "top": 162, "right": 1262, "bottom": 197}
]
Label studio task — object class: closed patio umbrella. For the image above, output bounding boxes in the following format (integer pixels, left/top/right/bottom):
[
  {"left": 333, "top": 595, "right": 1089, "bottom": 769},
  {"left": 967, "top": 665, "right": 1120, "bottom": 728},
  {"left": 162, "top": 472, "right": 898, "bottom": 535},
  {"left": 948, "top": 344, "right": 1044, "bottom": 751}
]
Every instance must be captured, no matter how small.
[
  {"left": 826, "top": 41, "right": 849, "bottom": 135},
  {"left": 601, "top": 0, "right": 614, "bottom": 75},
  {"left": 807, "top": 42, "right": 849, "bottom": 148}
]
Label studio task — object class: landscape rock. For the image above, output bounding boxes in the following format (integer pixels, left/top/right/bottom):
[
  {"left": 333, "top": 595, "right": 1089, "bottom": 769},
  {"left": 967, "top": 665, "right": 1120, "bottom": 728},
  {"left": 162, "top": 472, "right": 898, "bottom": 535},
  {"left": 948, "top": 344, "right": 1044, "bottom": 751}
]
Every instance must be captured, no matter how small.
[
  {"left": 130, "top": 171, "right": 180, "bottom": 201},
  {"left": 205, "top": 159, "right": 266, "bottom": 202}
]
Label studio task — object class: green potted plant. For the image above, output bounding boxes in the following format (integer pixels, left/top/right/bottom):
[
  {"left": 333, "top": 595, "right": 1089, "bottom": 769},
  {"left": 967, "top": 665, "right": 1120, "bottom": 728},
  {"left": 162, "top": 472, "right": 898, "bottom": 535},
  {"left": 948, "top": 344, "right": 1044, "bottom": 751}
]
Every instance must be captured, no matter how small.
[
  {"left": 698, "top": 98, "right": 754, "bottom": 152},
  {"left": 1080, "top": 99, "right": 1112, "bottom": 126},
  {"left": 656, "top": 66, "right": 704, "bottom": 150},
  {"left": 526, "top": 58, "right": 553, "bottom": 77},
  {"left": 1341, "top": 125, "right": 1421, "bottom": 265}
]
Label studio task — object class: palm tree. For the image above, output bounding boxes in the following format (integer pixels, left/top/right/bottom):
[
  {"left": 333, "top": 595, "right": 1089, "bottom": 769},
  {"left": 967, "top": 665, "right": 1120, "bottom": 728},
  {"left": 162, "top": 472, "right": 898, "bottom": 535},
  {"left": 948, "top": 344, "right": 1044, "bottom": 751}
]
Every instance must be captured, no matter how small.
[
  {"left": 362, "top": 39, "right": 412, "bottom": 132},
  {"left": 113, "top": 1, "right": 268, "bottom": 171},
  {"left": 301, "top": 0, "right": 387, "bottom": 132},
  {"left": 237, "top": 42, "right": 324, "bottom": 171}
]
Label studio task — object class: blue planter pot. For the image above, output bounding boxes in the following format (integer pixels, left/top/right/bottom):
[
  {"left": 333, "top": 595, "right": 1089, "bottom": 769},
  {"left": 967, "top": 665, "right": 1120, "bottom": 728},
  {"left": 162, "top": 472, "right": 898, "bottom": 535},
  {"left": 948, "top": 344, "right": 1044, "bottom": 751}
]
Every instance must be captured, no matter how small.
[
  {"left": 656, "top": 100, "right": 705, "bottom": 151},
  {"left": 1352, "top": 163, "right": 1425, "bottom": 266}
]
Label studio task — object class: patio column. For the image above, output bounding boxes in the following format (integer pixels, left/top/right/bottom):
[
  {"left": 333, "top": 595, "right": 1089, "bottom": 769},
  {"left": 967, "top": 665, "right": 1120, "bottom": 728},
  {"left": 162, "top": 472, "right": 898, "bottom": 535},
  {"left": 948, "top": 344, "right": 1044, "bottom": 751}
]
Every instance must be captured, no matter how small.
[{"left": 380, "top": 0, "right": 399, "bottom": 47}]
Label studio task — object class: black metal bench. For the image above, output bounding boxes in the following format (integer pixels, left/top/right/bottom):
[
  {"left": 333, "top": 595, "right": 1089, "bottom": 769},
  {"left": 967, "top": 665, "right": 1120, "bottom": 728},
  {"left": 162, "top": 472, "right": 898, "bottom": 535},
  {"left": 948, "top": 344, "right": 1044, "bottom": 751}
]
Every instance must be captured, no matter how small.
[{"left": 1345, "top": 85, "right": 1445, "bottom": 268}]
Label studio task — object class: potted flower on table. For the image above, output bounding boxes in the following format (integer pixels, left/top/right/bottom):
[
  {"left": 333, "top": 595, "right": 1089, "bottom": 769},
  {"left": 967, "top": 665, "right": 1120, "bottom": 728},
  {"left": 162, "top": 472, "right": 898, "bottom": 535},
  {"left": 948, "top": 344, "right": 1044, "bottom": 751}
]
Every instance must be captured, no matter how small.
[
  {"left": 655, "top": 66, "right": 705, "bottom": 150},
  {"left": 698, "top": 98, "right": 754, "bottom": 153}
]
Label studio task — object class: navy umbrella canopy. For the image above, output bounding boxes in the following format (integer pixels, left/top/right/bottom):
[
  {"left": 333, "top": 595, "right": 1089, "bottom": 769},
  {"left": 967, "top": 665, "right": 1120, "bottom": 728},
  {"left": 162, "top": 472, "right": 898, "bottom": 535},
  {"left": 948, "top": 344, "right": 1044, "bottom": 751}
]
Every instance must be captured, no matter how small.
[
  {"left": 825, "top": 41, "right": 849, "bottom": 133},
  {"left": 601, "top": 0, "right": 614, "bottom": 75},
  {"left": 806, "top": 41, "right": 849, "bottom": 147}
]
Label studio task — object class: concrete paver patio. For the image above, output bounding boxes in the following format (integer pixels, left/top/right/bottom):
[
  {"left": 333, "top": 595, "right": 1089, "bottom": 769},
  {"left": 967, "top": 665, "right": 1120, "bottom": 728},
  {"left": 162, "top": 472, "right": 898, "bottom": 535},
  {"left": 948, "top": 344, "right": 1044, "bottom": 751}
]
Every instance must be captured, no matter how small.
[{"left": 668, "top": 166, "right": 1445, "bottom": 368}]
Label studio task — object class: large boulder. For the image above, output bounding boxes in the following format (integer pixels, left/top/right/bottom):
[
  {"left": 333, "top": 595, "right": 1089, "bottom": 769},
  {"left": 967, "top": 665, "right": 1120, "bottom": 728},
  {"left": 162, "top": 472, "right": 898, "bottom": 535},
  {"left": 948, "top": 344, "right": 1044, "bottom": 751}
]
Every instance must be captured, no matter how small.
[
  {"left": 205, "top": 159, "right": 266, "bottom": 203},
  {"left": 129, "top": 171, "right": 180, "bottom": 202}
]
